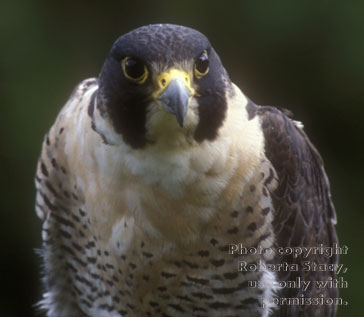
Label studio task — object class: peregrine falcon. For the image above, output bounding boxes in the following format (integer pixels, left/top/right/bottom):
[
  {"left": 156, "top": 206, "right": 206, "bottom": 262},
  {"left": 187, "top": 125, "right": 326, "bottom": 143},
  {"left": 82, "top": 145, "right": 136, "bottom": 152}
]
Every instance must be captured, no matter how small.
[{"left": 35, "top": 24, "right": 338, "bottom": 316}]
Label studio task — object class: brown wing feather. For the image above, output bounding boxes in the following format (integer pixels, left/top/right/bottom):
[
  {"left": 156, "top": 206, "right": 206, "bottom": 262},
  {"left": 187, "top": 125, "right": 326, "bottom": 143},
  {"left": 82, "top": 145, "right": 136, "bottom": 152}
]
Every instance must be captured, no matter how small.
[{"left": 257, "top": 105, "right": 338, "bottom": 317}]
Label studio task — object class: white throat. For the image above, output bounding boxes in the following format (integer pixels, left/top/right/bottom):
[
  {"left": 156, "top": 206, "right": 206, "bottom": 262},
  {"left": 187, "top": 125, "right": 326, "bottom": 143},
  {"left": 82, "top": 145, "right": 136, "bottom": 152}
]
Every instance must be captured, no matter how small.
[{"left": 91, "top": 85, "right": 265, "bottom": 239}]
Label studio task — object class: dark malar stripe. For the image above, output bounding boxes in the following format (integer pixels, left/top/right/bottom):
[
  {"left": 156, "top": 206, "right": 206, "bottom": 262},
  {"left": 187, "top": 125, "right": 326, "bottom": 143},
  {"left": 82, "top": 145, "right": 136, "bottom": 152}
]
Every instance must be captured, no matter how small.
[{"left": 194, "top": 90, "right": 227, "bottom": 143}]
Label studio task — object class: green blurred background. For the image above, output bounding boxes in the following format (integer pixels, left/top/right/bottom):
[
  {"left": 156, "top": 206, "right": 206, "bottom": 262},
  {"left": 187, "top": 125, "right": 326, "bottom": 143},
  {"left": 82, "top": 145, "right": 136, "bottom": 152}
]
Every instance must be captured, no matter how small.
[{"left": 1, "top": 1, "right": 363, "bottom": 316}]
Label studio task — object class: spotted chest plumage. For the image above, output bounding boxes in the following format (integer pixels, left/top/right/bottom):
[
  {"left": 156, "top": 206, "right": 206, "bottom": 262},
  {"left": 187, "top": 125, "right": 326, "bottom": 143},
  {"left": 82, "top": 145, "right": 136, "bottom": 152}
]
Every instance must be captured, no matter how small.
[
  {"left": 35, "top": 24, "right": 338, "bottom": 317},
  {"left": 36, "top": 101, "right": 278, "bottom": 316}
]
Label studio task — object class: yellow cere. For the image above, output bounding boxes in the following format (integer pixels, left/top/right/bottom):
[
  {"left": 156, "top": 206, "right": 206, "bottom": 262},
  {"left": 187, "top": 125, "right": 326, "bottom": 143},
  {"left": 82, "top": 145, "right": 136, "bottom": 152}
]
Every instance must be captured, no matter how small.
[{"left": 153, "top": 68, "right": 195, "bottom": 99}]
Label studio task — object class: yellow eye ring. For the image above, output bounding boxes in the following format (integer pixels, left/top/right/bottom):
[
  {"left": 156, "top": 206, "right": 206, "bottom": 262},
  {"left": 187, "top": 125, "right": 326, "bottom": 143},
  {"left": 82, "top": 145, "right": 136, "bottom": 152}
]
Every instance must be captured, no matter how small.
[
  {"left": 194, "top": 50, "right": 209, "bottom": 79},
  {"left": 122, "top": 57, "right": 148, "bottom": 84}
]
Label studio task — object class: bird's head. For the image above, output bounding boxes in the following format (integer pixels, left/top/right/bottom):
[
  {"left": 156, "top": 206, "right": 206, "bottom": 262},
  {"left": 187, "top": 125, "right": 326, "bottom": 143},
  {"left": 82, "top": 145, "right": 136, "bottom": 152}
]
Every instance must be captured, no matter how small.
[{"left": 97, "top": 24, "right": 232, "bottom": 149}]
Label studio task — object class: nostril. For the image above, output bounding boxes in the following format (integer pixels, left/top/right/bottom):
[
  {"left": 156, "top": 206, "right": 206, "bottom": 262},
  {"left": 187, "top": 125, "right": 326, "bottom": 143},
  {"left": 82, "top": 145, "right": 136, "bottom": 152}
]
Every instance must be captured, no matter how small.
[
  {"left": 185, "top": 77, "right": 188, "bottom": 83},
  {"left": 161, "top": 78, "right": 166, "bottom": 86}
]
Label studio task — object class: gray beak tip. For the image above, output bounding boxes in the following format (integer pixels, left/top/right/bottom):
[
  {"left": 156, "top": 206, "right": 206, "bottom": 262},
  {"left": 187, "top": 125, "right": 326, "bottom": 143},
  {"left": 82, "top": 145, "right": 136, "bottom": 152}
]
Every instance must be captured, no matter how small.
[{"left": 157, "top": 79, "right": 190, "bottom": 127}]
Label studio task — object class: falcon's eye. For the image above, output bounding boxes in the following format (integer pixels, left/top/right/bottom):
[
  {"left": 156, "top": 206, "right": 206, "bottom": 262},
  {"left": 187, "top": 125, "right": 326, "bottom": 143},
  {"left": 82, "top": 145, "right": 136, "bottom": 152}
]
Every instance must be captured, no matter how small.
[
  {"left": 194, "top": 50, "right": 209, "bottom": 79},
  {"left": 122, "top": 57, "right": 148, "bottom": 84}
]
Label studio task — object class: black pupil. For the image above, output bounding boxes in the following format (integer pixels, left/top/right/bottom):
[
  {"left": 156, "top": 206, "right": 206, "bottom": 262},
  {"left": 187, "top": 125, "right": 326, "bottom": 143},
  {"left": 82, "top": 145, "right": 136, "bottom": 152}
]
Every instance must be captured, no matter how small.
[
  {"left": 125, "top": 58, "right": 145, "bottom": 79},
  {"left": 196, "top": 53, "right": 209, "bottom": 73}
]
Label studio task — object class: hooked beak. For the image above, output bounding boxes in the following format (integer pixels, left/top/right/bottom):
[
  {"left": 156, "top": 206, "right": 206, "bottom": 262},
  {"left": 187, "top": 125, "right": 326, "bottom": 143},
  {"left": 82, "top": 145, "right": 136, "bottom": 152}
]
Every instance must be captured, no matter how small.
[{"left": 154, "top": 69, "right": 194, "bottom": 127}]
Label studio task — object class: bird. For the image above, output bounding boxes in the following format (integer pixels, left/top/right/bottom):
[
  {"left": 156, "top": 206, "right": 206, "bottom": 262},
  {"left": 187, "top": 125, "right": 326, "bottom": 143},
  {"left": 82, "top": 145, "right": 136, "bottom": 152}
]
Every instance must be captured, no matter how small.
[{"left": 35, "top": 24, "right": 338, "bottom": 317}]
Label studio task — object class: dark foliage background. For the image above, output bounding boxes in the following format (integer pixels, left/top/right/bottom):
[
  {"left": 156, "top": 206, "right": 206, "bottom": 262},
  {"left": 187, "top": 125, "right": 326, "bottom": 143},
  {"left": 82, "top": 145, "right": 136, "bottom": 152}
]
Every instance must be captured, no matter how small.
[{"left": 1, "top": 1, "right": 363, "bottom": 316}]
